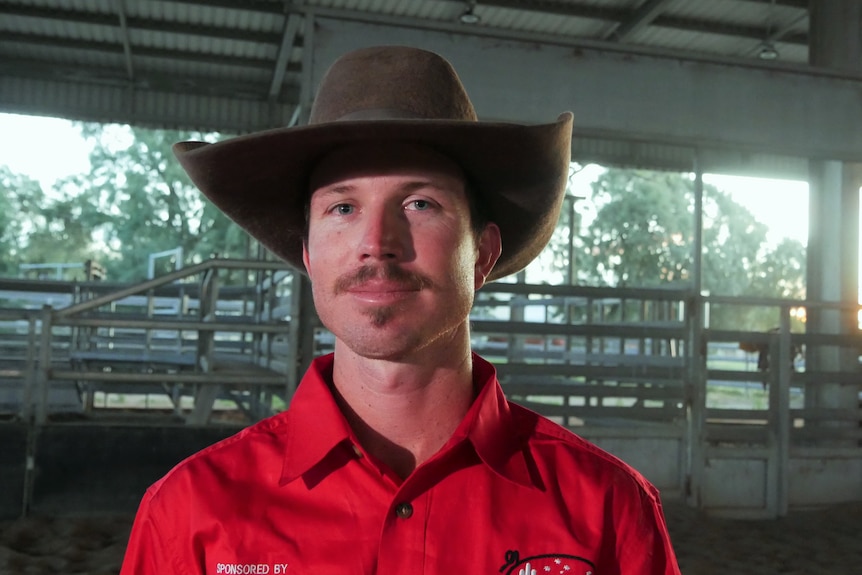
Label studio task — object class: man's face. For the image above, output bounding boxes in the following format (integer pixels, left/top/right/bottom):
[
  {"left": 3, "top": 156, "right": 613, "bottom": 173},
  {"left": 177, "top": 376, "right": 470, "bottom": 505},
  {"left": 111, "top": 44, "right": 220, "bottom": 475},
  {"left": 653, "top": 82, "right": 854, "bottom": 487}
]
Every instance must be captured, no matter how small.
[{"left": 302, "top": 143, "right": 501, "bottom": 361}]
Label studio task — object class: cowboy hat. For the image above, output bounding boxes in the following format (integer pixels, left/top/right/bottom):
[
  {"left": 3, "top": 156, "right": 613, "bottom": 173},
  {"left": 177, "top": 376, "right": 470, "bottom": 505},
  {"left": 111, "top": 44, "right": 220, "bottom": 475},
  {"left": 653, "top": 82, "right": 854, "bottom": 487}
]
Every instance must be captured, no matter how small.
[{"left": 173, "top": 45, "right": 573, "bottom": 281}]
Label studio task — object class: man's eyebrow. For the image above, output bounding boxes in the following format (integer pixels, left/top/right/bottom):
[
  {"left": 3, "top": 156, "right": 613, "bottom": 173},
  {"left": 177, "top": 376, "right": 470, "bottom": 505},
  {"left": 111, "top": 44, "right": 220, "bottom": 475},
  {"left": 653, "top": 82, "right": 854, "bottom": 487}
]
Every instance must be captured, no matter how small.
[
  {"left": 400, "top": 180, "right": 458, "bottom": 194},
  {"left": 313, "top": 184, "right": 355, "bottom": 197},
  {"left": 314, "top": 179, "right": 460, "bottom": 197}
]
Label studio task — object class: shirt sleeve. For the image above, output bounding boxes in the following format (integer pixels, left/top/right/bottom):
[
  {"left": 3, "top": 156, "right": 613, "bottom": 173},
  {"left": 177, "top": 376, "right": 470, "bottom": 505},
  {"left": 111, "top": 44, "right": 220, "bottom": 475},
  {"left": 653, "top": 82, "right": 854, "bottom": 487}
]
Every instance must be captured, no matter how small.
[
  {"left": 612, "top": 479, "right": 682, "bottom": 575},
  {"left": 120, "top": 486, "right": 198, "bottom": 575}
]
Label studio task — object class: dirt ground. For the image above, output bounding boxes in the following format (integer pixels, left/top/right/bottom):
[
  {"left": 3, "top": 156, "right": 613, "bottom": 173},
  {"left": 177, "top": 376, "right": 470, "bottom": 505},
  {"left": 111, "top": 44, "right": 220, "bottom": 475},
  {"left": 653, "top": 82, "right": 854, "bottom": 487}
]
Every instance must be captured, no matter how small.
[
  {"left": 1, "top": 501, "right": 860, "bottom": 574},
  {"left": 0, "top": 514, "right": 131, "bottom": 575},
  {"left": 665, "top": 500, "right": 862, "bottom": 575}
]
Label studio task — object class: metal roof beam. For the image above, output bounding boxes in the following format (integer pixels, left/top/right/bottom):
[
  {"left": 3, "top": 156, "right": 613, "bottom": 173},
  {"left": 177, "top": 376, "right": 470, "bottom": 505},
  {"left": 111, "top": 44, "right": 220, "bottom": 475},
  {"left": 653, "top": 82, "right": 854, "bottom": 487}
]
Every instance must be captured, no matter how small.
[
  {"left": 0, "top": 4, "right": 283, "bottom": 45},
  {"left": 301, "top": 1, "right": 810, "bottom": 47},
  {"left": 0, "top": 56, "right": 300, "bottom": 102},
  {"left": 768, "top": 13, "right": 807, "bottom": 43},
  {"left": 0, "top": 1, "right": 809, "bottom": 53},
  {"left": 311, "top": 18, "right": 862, "bottom": 162},
  {"left": 472, "top": 0, "right": 622, "bottom": 20},
  {"left": 1, "top": 32, "right": 295, "bottom": 73},
  {"left": 499, "top": 1, "right": 808, "bottom": 46},
  {"left": 168, "top": 0, "right": 809, "bottom": 16},
  {"left": 652, "top": 15, "right": 805, "bottom": 44},
  {"left": 743, "top": 12, "right": 808, "bottom": 58},
  {"left": 0, "top": 70, "right": 301, "bottom": 133},
  {"left": 163, "top": 0, "right": 285, "bottom": 16},
  {"left": 470, "top": 0, "right": 808, "bottom": 23},
  {"left": 604, "top": 0, "right": 674, "bottom": 42},
  {"left": 111, "top": 0, "right": 135, "bottom": 81},
  {"left": 269, "top": 11, "right": 302, "bottom": 100}
]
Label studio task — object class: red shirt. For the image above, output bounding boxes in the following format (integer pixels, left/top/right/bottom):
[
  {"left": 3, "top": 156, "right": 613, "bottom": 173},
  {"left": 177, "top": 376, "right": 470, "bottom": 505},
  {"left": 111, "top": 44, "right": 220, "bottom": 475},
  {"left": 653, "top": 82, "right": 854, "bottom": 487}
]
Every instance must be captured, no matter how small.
[{"left": 121, "top": 353, "right": 680, "bottom": 575}]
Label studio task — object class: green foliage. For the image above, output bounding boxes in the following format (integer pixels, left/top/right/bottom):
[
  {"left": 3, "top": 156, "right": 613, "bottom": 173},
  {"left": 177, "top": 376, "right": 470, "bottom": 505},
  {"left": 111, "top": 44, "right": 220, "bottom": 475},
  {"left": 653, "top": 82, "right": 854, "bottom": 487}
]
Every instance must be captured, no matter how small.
[
  {"left": 1, "top": 124, "right": 253, "bottom": 282},
  {"left": 0, "top": 167, "right": 42, "bottom": 274},
  {"left": 555, "top": 168, "right": 807, "bottom": 330},
  {"left": 580, "top": 169, "right": 696, "bottom": 287},
  {"left": 700, "top": 182, "right": 775, "bottom": 298},
  {"left": 1, "top": 167, "right": 102, "bottom": 276},
  {"left": 749, "top": 237, "right": 807, "bottom": 298},
  {"left": 72, "top": 124, "right": 250, "bottom": 281}
]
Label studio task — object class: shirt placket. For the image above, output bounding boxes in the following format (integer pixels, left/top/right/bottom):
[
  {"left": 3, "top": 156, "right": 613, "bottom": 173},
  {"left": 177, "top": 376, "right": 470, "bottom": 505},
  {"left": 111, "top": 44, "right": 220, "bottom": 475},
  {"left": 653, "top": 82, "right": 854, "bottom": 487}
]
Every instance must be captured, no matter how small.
[{"left": 375, "top": 487, "right": 429, "bottom": 575}]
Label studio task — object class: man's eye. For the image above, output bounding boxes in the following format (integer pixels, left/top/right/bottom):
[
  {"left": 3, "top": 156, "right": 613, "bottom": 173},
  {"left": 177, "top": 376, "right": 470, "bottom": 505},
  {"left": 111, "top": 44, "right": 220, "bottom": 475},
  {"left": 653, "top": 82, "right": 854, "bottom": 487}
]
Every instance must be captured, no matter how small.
[
  {"left": 334, "top": 204, "right": 354, "bottom": 215},
  {"left": 410, "top": 199, "right": 431, "bottom": 211}
]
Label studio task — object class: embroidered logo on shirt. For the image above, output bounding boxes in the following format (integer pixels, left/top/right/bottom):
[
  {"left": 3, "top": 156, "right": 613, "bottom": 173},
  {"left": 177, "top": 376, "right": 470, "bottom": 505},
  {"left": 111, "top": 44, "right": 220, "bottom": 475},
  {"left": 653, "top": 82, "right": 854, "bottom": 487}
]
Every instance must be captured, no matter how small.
[{"left": 499, "top": 550, "right": 595, "bottom": 575}]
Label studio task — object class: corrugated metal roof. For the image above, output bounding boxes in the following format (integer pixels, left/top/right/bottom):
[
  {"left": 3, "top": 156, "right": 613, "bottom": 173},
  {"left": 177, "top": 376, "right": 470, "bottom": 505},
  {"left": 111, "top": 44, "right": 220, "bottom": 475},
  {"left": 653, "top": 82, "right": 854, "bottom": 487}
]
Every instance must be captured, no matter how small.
[
  {"left": 0, "top": 1, "right": 814, "bottom": 78},
  {"left": 0, "top": 0, "right": 842, "bottom": 173}
]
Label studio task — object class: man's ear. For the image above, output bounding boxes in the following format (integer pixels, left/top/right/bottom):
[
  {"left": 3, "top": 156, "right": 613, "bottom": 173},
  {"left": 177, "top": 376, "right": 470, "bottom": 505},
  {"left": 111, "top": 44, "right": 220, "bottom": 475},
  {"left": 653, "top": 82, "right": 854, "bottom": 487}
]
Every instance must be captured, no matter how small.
[
  {"left": 474, "top": 223, "right": 502, "bottom": 290},
  {"left": 301, "top": 240, "right": 313, "bottom": 280}
]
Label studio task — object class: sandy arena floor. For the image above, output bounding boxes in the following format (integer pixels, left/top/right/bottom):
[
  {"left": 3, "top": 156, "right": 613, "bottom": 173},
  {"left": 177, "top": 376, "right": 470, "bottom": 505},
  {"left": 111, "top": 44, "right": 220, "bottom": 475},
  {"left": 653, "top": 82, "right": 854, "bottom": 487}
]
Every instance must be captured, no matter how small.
[{"left": 1, "top": 501, "right": 860, "bottom": 574}]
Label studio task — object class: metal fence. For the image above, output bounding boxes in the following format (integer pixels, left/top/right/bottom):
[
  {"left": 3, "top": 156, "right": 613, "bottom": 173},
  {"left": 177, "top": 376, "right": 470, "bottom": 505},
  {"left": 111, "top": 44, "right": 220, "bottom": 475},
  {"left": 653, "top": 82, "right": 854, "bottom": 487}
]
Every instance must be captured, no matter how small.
[
  {"left": 1, "top": 259, "right": 860, "bottom": 516},
  {"left": 1, "top": 260, "right": 297, "bottom": 425}
]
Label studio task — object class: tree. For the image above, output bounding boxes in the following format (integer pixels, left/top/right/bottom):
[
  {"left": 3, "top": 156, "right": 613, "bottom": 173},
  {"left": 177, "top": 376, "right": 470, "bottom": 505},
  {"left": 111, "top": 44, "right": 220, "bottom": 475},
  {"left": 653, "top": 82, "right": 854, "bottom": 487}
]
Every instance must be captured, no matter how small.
[
  {"left": 557, "top": 168, "right": 807, "bottom": 330},
  {"left": 1, "top": 125, "right": 255, "bottom": 282},
  {"left": 579, "top": 169, "right": 698, "bottom": 287},
  {"left": 750, "top": 238, "right": 807, "bottom": 299},
  {"left": 26, "top": 181, "right": 113, "bottom": 269},
  {"left": 67, "top": 124, "right": 250, "bottom": 281},
  {"left": 0, "top": 167, "right": 102, "bottom": 277},
  {"left": 0, "top": 167, "right": 43, "bottom": 275},
  {"left": 700, "top": 184, "right": 775, "bottom": 298}
]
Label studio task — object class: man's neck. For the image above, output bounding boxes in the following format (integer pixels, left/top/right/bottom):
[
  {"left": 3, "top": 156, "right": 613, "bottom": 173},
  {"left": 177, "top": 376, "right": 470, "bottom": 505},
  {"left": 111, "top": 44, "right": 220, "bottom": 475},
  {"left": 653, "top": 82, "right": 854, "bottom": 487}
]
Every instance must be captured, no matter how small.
[{"left": 330, "top": 341, "right": 475, "bottom": 479}]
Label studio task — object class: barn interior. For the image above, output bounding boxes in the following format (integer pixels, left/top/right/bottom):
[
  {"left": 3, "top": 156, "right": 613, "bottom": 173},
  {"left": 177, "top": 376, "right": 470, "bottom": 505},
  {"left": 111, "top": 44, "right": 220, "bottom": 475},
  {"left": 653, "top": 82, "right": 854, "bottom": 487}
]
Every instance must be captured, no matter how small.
[{"left": 0, "top": 0, "right": 860, "bottom": 554}]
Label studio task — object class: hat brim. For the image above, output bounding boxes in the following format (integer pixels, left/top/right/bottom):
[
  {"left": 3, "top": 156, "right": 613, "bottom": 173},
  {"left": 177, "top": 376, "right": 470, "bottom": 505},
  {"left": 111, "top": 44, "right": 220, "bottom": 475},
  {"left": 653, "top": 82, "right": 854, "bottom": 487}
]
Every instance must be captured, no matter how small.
[{"left": 174, "top": 112, "right": 573, "bottom": 281}]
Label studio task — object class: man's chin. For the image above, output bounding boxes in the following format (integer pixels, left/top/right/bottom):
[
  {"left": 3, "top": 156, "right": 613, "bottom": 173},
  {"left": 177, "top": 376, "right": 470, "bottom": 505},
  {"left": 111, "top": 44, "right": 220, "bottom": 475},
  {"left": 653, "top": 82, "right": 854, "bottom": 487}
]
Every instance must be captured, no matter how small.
[
  {"left": 341, "top": 339, "right": 416, "bottom": 362},
  {"left": 360, "top": 305, "right": 397, "bottom": 328}
]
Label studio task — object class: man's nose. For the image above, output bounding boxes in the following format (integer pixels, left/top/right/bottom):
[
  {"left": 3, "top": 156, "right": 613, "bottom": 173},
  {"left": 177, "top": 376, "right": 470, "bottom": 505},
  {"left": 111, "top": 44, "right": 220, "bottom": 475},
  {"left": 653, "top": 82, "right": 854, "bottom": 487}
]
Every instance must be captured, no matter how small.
[{"left": 358, "top": 206, "right": 407, "bottom": 261}]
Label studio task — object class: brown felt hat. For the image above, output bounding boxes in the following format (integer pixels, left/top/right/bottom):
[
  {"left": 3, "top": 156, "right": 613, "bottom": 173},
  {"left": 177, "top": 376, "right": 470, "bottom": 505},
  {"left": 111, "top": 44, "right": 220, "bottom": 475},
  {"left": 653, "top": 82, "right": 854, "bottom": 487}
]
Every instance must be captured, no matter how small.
[{"left": 173, "top": 45, "right": 573, "bottom": 281}]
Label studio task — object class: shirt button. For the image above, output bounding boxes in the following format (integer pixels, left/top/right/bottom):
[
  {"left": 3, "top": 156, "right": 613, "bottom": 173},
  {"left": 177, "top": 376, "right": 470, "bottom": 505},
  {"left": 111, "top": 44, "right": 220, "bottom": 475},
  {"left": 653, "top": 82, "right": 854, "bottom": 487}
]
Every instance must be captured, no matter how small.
[{"left": 395, "top": 502, "right": 413, "bottom": 519}]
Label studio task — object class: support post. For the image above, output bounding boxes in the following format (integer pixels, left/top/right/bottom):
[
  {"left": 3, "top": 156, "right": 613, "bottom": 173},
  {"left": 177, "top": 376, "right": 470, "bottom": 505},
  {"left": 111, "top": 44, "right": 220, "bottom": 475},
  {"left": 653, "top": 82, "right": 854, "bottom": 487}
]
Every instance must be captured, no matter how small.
[
  {"left": 35, "top": 306, "right": 53, "bottom": 425},
  {"left": 805, "top": 0, "right": 862, "bottom": 434},
  {"left": 775, "top": 307, "right": 792, "bottom": 516},
  {"left": 189, "top": 267, "right": 220, "bottom": 425},
  {"left": 686, "top": 153, "right": 706, "bottom": 508},
  {"left": 20, "top": 315, "right": 38, "bottom": 422}
]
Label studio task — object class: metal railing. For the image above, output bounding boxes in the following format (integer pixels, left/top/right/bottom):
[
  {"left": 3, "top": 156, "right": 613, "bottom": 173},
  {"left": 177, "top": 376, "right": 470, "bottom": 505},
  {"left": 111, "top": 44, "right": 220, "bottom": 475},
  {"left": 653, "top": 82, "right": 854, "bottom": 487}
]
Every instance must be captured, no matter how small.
[
  {"left": 2, "top": 262, "right": 860, "bottom": 515},
  {"left": 472, "top": 283, "right": 690, "bottom": 429},
  {"left": 1, "top": 266, "right": 859, "bottom": 437},
  {"left": 1, "top": 259, "right": 298, "bottom": 425}
]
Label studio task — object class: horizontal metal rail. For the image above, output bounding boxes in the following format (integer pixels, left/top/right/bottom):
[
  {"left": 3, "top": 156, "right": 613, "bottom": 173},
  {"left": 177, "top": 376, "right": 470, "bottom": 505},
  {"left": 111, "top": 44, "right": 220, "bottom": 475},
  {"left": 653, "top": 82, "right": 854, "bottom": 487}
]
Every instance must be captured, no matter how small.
[
  {"left": 51, "top": 370, "right": 286, "bottom": 386},
  {"left": 54, "top": 259, "right": 290, "bottom": 318},
  {"left": 54, "top": 317, "right": 289, "bottom": 333}
]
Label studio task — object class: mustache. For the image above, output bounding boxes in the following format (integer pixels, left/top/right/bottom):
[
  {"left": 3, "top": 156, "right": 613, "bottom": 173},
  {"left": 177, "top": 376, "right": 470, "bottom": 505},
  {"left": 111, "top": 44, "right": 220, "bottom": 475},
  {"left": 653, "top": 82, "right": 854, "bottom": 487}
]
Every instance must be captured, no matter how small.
[{"left": 334, "top": 264, "right": 435, "bottom": 294}]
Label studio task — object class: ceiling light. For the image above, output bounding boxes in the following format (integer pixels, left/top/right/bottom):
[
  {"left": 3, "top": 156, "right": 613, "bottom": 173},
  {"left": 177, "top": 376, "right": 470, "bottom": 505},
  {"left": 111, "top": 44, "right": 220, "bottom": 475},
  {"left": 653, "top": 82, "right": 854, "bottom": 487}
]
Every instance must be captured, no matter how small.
[
  {"left": 757, "top": 41, "right": 779, "bottom": 60},
  {"left": 459, "top": 3, "right": 480, "bottom": 25}
]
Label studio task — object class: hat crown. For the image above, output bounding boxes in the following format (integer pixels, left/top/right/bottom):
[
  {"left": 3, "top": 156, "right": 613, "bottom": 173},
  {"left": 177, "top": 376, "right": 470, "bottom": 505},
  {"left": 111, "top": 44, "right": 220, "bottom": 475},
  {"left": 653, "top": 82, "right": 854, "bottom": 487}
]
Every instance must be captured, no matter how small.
[
  {"left": 309, "top": 46, "right": 479, "bottom": 125},
  {"left": 174, "top": 45, "right": 572, "bottom": 281}
]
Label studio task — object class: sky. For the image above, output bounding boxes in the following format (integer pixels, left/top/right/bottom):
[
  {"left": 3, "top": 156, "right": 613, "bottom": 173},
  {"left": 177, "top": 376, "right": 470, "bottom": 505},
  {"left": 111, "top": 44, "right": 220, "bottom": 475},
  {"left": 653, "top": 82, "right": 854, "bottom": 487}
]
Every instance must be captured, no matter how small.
[
  {"left": 566, "top": 163, "right": 810, "bottom": 247},
  {"left": 0, "top": 113, "right": 94, "bottom": 191},
  {"left": 702, "top": 173, "right": 809, "bottom": 245}
]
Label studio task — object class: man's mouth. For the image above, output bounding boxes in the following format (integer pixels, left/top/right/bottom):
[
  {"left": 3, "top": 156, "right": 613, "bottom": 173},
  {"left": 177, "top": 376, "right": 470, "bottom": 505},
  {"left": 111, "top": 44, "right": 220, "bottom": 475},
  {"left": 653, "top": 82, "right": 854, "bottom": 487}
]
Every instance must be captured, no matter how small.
[
  {"left": 334, "top": 265, "right": 433, "bottom": 297},
  {"left": 345, "top": 280, "right": 419, "bottom": 303}
]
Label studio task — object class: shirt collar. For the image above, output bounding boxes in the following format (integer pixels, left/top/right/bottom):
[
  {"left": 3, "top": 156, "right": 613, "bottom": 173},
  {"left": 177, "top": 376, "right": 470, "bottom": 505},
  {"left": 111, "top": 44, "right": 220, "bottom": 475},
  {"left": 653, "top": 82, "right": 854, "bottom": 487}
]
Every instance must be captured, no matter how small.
[
  {"left": 454, "top": 353, "right": 537, "bottom": 490},
  {"left": 280, "top": 354, "right": 354, "bottom": 485},
  {"left": 279, "top": 353, "right": 539, "bottom": 490}
]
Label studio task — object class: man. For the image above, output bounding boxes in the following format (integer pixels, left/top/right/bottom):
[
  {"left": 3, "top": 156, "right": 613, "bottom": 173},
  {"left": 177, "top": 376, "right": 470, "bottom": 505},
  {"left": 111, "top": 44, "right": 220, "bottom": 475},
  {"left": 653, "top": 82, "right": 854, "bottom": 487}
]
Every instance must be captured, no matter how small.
[{"left": 121, "top": 45, "right": 680, "bottom": 575}]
